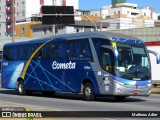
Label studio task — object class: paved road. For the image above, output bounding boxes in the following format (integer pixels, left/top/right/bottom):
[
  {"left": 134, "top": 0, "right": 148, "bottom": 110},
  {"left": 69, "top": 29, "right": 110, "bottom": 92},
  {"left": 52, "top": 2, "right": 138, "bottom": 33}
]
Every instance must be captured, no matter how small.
[
  {"left": 0, "top": 88, "right": 159, "bottom": 111},
  {"left": 0, "top": 88, "right": 160, "bottom": 120}
]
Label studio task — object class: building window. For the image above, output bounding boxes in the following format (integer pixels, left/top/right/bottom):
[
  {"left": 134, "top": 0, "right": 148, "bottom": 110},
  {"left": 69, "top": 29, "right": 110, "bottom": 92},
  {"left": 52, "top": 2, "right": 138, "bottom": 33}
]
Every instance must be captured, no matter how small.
[
  {"left": 17, "top": 3, "right": 19, "bottom": 6},
  {"left": 144, "top": 13, "right": 146, "bottom": 16},
  {"left": 131, "top": 13, "right": 138, "bottom": 15},
  {"left": 118, "top": 11, "right": 120, "bottom": 14},
  {"left": 22, "top": 2, "right": 25, "bottom": 6},
  {"left": 17, "top": 12, "right": 19, "bottom": 16},
  {"left": 22, "top": 28, "right": 24, "bottom": 34},
  {"left": 114, "top": 12, "right": 116, "bottom": 15},
  {"left": 117, "top": 23, "right": 120, "bottom": 29},
  {"left": 22, "top": 11, "right": 25, "bottom": 16}
]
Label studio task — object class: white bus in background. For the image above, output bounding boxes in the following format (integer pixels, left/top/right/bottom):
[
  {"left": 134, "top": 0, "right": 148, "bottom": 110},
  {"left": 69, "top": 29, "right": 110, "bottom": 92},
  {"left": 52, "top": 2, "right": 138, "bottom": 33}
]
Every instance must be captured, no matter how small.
[{"left": 146, "top": 42, "right": 160, "bottom": 81}]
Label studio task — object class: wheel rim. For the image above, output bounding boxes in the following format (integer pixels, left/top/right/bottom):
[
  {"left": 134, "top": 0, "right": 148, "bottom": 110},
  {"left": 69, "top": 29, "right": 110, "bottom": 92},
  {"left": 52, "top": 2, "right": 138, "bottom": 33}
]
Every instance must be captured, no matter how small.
[
  {"left": 85, "top": 87, "right": 92, "bottom": 96},
  {"left": 18, "top": 84, "right": 23, "bottom": 93}
]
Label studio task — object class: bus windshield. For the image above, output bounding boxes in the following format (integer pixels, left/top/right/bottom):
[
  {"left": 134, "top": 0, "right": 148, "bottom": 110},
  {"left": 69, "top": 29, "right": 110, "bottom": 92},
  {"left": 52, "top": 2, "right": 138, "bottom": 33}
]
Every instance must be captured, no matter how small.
[{"left": 115, "top": 43, "right": 151, "bottom": 80}]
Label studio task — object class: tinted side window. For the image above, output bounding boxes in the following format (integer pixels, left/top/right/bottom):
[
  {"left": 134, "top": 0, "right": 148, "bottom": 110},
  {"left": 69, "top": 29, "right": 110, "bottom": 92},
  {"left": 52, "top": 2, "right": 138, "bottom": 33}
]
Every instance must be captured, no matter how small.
[
  {"left": 23, "top": 45, "right": 31, "bottom": 60},
  {"left": 68, "top": 41, "right": 75, "bottom": 59},
  {"left": 75, "top": 39, "right": 93, "bottom": 61},
  {"left": 3, "top": 46, "right": 11, "bottom": 61},
  {"left": 33, "top": 44, "right": 41, "bottom": 59},
  {"left": 92, "top": 38, "right": 111, "bottom": 61},
  {"left": 49, "top": 42, "right": 59, "bottom": 59},
  {"left": 75, "top": 40, "right": 84, "bottom": 59},
  {"left": 59, "top": 41, "right": 69, "bottom": 58},
  {"left": 83, "top": 39, "right": 93, "bottom": 60},
  {"left": 10, "top": 46, "right": 24, "bottom": 60}
]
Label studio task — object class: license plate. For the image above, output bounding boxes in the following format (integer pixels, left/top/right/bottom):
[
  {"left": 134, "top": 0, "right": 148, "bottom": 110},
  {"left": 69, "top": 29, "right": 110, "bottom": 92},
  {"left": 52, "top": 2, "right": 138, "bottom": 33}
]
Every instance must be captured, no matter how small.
[{"left": 133, "top": 90, "right": 140, "bottom": 94}]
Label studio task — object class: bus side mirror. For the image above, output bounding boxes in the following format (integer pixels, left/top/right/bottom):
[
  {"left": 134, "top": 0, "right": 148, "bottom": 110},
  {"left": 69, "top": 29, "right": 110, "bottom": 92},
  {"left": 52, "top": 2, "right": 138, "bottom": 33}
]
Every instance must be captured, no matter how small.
[{"left": 148, "top": 50, "right": 160, "bottom": 64}]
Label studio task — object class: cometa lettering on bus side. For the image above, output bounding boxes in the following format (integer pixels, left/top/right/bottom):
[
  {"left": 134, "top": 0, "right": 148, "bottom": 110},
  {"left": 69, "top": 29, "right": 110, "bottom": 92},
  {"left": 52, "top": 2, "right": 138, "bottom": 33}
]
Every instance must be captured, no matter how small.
[{"left": 52, "top": 61, "right": 76, "bottom": 69}]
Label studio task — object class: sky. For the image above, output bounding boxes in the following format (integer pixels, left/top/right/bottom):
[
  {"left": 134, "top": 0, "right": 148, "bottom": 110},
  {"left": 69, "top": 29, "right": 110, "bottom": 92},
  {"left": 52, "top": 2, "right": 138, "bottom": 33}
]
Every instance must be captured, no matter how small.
[{"left": 79, "top": 0, "right": 160, "bottom": 13}]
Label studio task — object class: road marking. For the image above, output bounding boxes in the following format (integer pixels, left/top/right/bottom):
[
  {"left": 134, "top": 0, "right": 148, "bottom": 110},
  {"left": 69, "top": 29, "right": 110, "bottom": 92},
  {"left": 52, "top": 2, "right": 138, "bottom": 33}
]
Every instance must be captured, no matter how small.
[
  {"left": 0, "top": 100, "right": 63, "bottom": 111},
  {"left": 104, "top": 118, "right": 116, "bottom": 120}
]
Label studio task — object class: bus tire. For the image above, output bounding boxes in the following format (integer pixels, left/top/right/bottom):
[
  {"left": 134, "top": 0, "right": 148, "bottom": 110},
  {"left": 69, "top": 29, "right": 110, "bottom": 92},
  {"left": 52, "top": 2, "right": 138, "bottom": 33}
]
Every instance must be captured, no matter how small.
[
  {"left": 17, "top": 81, "right": 25, "bottom": 95},
  {"left": 83, "top": 82, "right": 95, "bottom": 101},
  {"left": 115, "top": 96, "right": 126, "bottom": 101}
]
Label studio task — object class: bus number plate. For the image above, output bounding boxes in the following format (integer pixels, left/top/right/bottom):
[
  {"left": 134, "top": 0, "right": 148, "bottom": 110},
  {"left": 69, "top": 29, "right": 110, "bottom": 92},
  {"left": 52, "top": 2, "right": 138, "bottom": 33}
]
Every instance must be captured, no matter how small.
[{"left": 133, "top": 90, "right": 140, "bottom": 94}]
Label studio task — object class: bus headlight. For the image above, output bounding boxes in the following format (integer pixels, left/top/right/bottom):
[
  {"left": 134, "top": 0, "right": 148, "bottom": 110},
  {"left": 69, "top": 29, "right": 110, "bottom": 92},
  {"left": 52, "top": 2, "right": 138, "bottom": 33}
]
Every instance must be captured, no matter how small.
[
  {"left": 114, "top": 80, "right": 125, "bottom": 86},
  {"left": 147, "top": 83, "right": 152, "bottom": 87}
]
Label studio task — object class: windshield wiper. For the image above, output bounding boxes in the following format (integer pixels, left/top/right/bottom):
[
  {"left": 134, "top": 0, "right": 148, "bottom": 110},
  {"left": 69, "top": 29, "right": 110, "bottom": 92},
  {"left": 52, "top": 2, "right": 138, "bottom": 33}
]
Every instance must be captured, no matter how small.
[{"left": 121, "top": 71, "right": 149, "bottom": 80}]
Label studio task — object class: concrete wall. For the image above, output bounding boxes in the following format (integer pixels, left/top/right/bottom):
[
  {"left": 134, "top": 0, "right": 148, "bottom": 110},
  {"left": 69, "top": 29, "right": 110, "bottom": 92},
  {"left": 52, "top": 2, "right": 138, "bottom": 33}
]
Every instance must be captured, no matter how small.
[
  {"left": 32, "top": 27, "right": 53, "bottom": 38},
  {"left": 109, "top": 27, "right": 160, "bottom": 42}
]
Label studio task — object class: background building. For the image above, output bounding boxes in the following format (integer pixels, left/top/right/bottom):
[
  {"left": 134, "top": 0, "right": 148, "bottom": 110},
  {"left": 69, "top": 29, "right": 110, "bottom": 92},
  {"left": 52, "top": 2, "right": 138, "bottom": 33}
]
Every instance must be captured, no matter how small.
[
  {"left": 112, "top": 0, "right": 126, "bottom": 7},
  {"left": 90, "top": 2, "right": 158, "bottom": 30},
  {"left": 0, "top": 1, "right": 7, "bottom": 37},
  {"left": 15, "top": 20, "right": 109, "bottom": 38},
  {"left": 6, "top": 0, "right": 25, "bottom": 36}
]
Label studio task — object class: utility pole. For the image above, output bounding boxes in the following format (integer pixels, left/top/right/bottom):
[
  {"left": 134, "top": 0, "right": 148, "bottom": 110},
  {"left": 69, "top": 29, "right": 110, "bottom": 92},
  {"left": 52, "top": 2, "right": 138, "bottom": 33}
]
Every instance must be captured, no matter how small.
[
  {"left": 12, "top": 0, "right": 15, "bottom": 42},
  {"left": 52, "top": 0, "right": 56, "bottom": 36},
  {"left": 100, "top": 8, "right": 102, "bottom": 31}
]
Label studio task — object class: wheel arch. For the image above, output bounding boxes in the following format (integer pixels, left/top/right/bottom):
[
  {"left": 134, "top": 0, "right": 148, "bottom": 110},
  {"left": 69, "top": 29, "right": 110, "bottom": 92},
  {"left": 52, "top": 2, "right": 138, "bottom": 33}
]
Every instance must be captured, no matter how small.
[
  {"left": 81, "top": 78, "right": 99, "bottom": 94},
  {"left": 16, "top": 77, "right": 24, "bottom": 89}
]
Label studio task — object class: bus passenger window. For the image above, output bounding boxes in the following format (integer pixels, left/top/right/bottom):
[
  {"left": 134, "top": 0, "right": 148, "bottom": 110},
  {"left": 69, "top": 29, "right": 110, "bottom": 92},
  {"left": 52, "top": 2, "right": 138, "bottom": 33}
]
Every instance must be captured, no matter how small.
[
  {"left": 37, "top": 51, "right": 42, "bottom": 59},
  {"left": 23, "top": 46, "right": 29, "bottom": 60},
  {"left": 3, "top": 47, "right": 11, "bottom": 61},
  {"left": 49, "top": 42, "right": 59, "bottom": 59},
  {"left": 68, "top": 41, "right": 75, "bottom": 59},
  {"left": 75, "top": 40, "right": 84, "bottom": 59},
  {"left": 59, "top": 42, "right": 69, "bottom": 59},
  {"left": 84, "top": 40, "right": 93, "bottom": 61}
]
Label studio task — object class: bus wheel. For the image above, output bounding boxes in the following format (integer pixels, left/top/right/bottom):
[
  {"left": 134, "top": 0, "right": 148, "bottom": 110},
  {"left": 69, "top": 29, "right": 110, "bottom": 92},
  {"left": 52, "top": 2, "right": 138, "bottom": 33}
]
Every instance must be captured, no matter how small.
[
  {"left": 115, "top": 96, "right": 126, "bottom": 101},
  {"left": 17, "top": 81, "right": 25, "bottom": 95},
  {"left": 83, "top": 82, "right": 94, "bottom": 101}
]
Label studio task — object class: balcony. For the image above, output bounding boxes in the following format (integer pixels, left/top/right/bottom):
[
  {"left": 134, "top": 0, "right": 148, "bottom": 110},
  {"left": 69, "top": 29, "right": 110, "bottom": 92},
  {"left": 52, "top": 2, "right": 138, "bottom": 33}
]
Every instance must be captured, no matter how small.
[
  {"left": 6, "top": 7, "right": 15, "bottom": 14},
  {"left": 6, "top": 25, "right": 15, "bottom": 32},
  {"left": 6, "top": 0, "right": 15, "bottom": 5},
  {"left": 6, "top": 16, "right": 15, "bottom": 23},
  {"left": 6, "top": 25, "right": 12, "bottom": 31},
  {"left": 111, "top": 14, "right": 127, "bottom": 18}
]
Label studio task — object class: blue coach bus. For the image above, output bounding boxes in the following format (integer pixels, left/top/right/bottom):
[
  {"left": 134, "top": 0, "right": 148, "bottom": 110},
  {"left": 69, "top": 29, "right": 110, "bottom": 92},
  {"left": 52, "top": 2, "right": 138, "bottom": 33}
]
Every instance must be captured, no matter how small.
[{"left": 1, "top": 31, "right": 160, "bottom": 101}]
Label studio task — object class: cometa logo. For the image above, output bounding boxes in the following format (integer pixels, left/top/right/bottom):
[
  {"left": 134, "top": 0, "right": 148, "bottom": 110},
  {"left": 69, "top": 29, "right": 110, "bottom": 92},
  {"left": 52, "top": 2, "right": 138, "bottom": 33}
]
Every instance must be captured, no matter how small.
[{"left": 52, "top": 61, "right": 76, "bottom": 69}]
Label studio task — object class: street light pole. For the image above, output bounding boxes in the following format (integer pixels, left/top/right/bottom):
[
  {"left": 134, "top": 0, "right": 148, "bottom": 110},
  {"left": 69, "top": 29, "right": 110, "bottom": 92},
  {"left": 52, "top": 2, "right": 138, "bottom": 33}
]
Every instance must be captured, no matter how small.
[
  {"left": 100, "top": 8, "right": 102, "bottom": 31},
  {"left": 12, "top": 0, "right": 15, "bottom": 42},
  {"left": 52, "top": 0, "right": 56, "bottom": 36}
]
